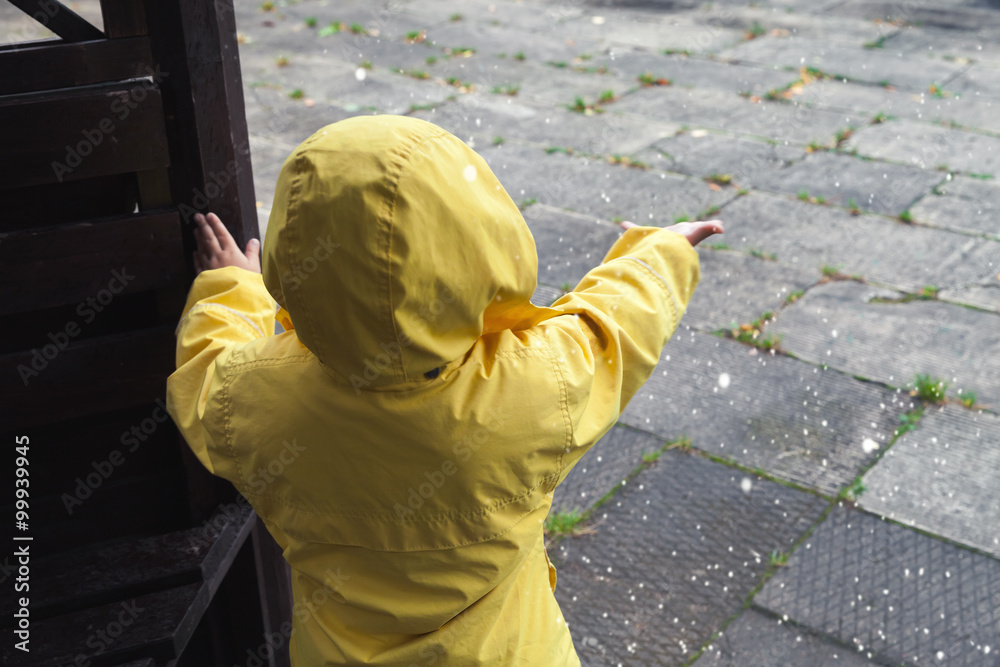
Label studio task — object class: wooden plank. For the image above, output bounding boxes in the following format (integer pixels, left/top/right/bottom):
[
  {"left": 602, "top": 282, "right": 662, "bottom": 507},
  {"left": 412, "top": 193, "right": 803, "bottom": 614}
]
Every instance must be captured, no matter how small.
[
  {"left": 0, "top": 472, "right": 186, "bottom": 555},
  {"left": 101, "top": 0, "right": 147, "bottom": 38},
  {"left": 144, "top": 0, "right": 258, "bottom": 249},
  {"left": 252, "top": 517, "right": 294, "bottom": 667},
  {"left": 0, "top": 211, "right": 185, "bottom": 316},
  {"left": 0, "top": 37, "right": 153, "bottom": 96},
  {"left": 0, "top": 582, "right": 207, "bottom": 666},
  {"left": 0, "top": 503, "right": 254, "bottom": 621},
  {"left": 0, "top": 82, "right": 170, "bottom": 189},
  {"left": 7, "top": 0, "right": 104, "bottom": 42},
  {"left": 1, "top": 325, "right": 177, "bottom": 430},
  {"left": 6, "top": 173, "right": 138, "bottom": 233}
]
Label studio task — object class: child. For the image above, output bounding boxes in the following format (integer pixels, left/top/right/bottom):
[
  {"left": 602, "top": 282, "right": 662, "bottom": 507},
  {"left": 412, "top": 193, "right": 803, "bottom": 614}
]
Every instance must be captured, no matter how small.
[{"left": 167, "top": 115, "right": 722, "bottom": 665}]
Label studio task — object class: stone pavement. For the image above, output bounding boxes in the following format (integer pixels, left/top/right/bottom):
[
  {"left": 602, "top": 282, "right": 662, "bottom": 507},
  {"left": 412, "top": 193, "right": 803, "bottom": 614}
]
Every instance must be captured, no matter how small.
[{"left": 230, "top": 0, "right": 1000, "bottom": 664}]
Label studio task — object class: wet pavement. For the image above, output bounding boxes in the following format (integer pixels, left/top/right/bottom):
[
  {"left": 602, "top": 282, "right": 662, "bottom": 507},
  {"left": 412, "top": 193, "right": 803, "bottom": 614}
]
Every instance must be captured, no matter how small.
[
  {"left": 193, "top": 0, "right": 1000, "bottom": 663},
  {"left": 1, "top": 0, "right": 997, "bottom": 663}
]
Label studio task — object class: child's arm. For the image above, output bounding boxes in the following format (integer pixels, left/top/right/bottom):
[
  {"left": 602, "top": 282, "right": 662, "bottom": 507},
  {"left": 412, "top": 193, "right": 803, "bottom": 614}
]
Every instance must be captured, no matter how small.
[
  {"left": 538, "top": 219, "right": 722, "bottom": 484},
  {"left": 165, "top": 213, "right": 273, "bottom": 474}
]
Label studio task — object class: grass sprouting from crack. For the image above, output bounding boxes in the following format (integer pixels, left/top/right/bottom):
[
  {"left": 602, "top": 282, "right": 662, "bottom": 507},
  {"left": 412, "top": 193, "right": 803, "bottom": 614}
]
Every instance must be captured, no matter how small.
[{"left": 911, "top": 373, "right": 948, "bottom": 403}]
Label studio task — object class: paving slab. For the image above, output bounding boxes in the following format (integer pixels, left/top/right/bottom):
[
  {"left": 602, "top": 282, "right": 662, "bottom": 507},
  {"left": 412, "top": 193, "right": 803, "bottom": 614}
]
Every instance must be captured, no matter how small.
[
  {"left": 521, "top": 204, "right": 817, "bottom": 331},
  {"left": 431, "top": 56, "right": 637, "bottom": 108},
  {"left": 555, "top": 12, "right": 746, "bottom": 54},
  {"left": 910, "top": 174, "right": 1000, "bottom": 239},
  {"left": 750, "top": 151, "right": 943, "bottom": 215},
  {"left": 877, "top": 25, "right": 1000, "bottom": 70},
  {"left": 718, "top": 191, "right": 1000, "bottom": 293},
  {"left": 522, "top": 205, "right": 625, "bottom": 289},
  {"left": 421, "top": 20, "right": 600, "bottom": 63},
  {"left": 683, "top": 249, "right": 817, "bottom": 333},
  {"left": 480, "top": 144, "right": 731, "bottom": 225},
  {"left": 860, "top": 404, "right": 1000, "bottom": 559},
  {"left": 549, "top": 448, "right": 829, "bottom": 665},
  {"left": 846, "top": 118, "right": 1000, "bottom": 175},
  {"left": 639, "top": 130, "right": 804, "bottom": 187},
  {"left": 531, "top": 283, "right": 564, "bottom": 308},
  {"left": 620, "top": 331, "right": 909, "bottom": 496},
  {"left": 794, "top": 78, "right": 1000, "bottom": 135},
  {"left": 401, "top": 0, "right": 587, "bottom": 34},
  {"left": 692, "top": 607, "right": 873, "bottom": 666},
  {"left": 768, "top": 280, "right": 1000, "bottom": 405},
  {"left": 596, "top": 49, "right": 793, "bottom": 96},
  {"left": 614, "top": 85, "right": 865, "bottom": 146},
  {"left": 412, "top": 94, "right": 679, "bottom": 155},
  {"left": 756, "top": 504, "right": 1000, "bottom": 666},
  {"left": 833, "top": 0, "right": 1000, "bottom": 31},
  {"left": 938, "top": 284, "right": 1000, "bottom": 314},
  {"left": 719, "top": 35, "right": 966, "bottom": 91},
  {"left": 552, "top": 424, "right": 667, "bottom": 515}
]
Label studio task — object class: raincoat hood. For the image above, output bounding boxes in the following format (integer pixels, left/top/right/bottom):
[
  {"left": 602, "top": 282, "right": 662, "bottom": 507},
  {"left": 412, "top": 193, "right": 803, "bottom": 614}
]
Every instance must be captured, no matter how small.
[{"left": 262, "top": 115, "right": 549, "bottom": 387}]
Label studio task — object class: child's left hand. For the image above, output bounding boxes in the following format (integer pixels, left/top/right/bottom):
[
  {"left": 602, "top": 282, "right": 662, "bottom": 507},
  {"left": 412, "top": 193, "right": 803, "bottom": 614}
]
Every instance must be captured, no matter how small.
[{"left": 193, "top": 212, "right": 262, "bottom": 274}]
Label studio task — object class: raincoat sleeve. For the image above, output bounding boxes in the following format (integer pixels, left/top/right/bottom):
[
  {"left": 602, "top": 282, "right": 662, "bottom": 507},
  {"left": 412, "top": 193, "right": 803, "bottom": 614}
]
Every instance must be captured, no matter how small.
[
  {"left": 166, "top": 266, "right": 275, "bottom": 474},
  {"left": 538, "top": 226, "right": 700, "bottom": 483}
]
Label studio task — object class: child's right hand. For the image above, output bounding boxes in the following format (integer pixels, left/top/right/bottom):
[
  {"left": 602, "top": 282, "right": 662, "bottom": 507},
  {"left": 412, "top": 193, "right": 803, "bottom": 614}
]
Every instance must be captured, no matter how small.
[{"left": 619, "top": 219, "right": 724, "bottom": 247}]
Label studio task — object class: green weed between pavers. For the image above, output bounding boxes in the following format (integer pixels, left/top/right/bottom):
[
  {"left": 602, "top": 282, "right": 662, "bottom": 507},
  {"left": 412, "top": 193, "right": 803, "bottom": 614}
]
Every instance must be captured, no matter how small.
[
  {"left": 838, "top": 477, "right": 866, "bottom": 503},
  {"left": 797, "top": 189, "right": 828, "bottom": 204},
  {"left": 608, "top": 155, "right": 648, "bottom": 169},
  {"left": 514, "top": 51, "right": 526, "bottom": 61},
  {"left": 425, "top": 56, "right": 438, "bottom": 65},
  {"left": 895, "top": 407, "right": 925, "bottom": 436},
  {"left": 544, "top": 509, "right": 590, "bottom": 536},
  {"left": 359, "top": 60, "right": 372, "bottom": 70},
  {"left": 704, "top": 173, "right": 732, "bottom": 187},
  {"left": 638, "top": 72, "right": 672, "bottom": 87},
  {"left": 304, "top": 16, "right": 317, "bottom": 28},
  {"left": 397, "top": 68, "right": 430, "bottom": 80},
  {"left": 899, "top": 209, "right": 914, "bottom": 223},
  {"left": 911, "top": 373, "right": 948, "bottom": 403},
  {"left": 490, "top": 83, "right": 520, "bottom": 96},
  {"left": 745, "top": 20, "right": 766, "bottom": 40},
  {"left": 275, "top": 55, "right": 289, "bottom": 67},
  {"left": 785, "top": 290, "right": 804, "bottom": 304},
  {"left": 318, "top": 21, "right": 346, "bottom": 36},
  {"left": 718, "top": 311, "right": 783, "bottom": 351},
  {"left": 404, "top": 30, "right": 426, "bottom": 43},
  {"left": 749, "top": 248, "right": 777, "bottom": 261},
  {"left": 492, "top": 136, "right": 505, "bottom": 146},
  {"left": 517, "top": 198, "right": 537, "bottom": 210},
  {"left": 957, "top": 389, "right": 978, "bottom": 409},
  {"left": 707, "top": 242, "right": 731, "bottom": 250},
  {"left": 864, "top": 35, "right": 888, "bottom": 49},
  {"left": 768, "top": 550, "right": 790, "bottom": 566},
  {"left": 699, "top": 204, "right": 722, "bottom": 219},
  {"left": 545, "top": 146, "right": 573, "bottom": 155},
  {"left": 445, "top": 46, "right": 476, "bottom": 57},
  {"left": 288, "top": 88, "right": 304, "bottom": 100},
  {"left": 847, "top": 198, "right": 861, "bottom": 215}
]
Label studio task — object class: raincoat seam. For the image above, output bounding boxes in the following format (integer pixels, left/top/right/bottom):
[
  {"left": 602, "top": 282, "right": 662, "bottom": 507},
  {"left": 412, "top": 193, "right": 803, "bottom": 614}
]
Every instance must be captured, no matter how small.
[
  {"left": 177, "top": 303, "right": 266, "bottom": 338},
  {"left": 539, "top": 332, "right": 573, "bottom": 493},
  {"left": 615, "top": 256, "right": 680, "bottom": 329},
  {"left": 381, "top": 128, "right": 453, "bottom": 384},
  {"left": 249, "top": 471, "right": 559, "bottom": 523}
]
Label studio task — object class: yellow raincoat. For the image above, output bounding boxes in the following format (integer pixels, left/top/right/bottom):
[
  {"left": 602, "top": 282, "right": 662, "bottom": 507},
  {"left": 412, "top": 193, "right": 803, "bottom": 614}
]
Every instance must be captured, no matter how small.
[{"left": 166, "top": 115, "right": 700, "bottom": 665}]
